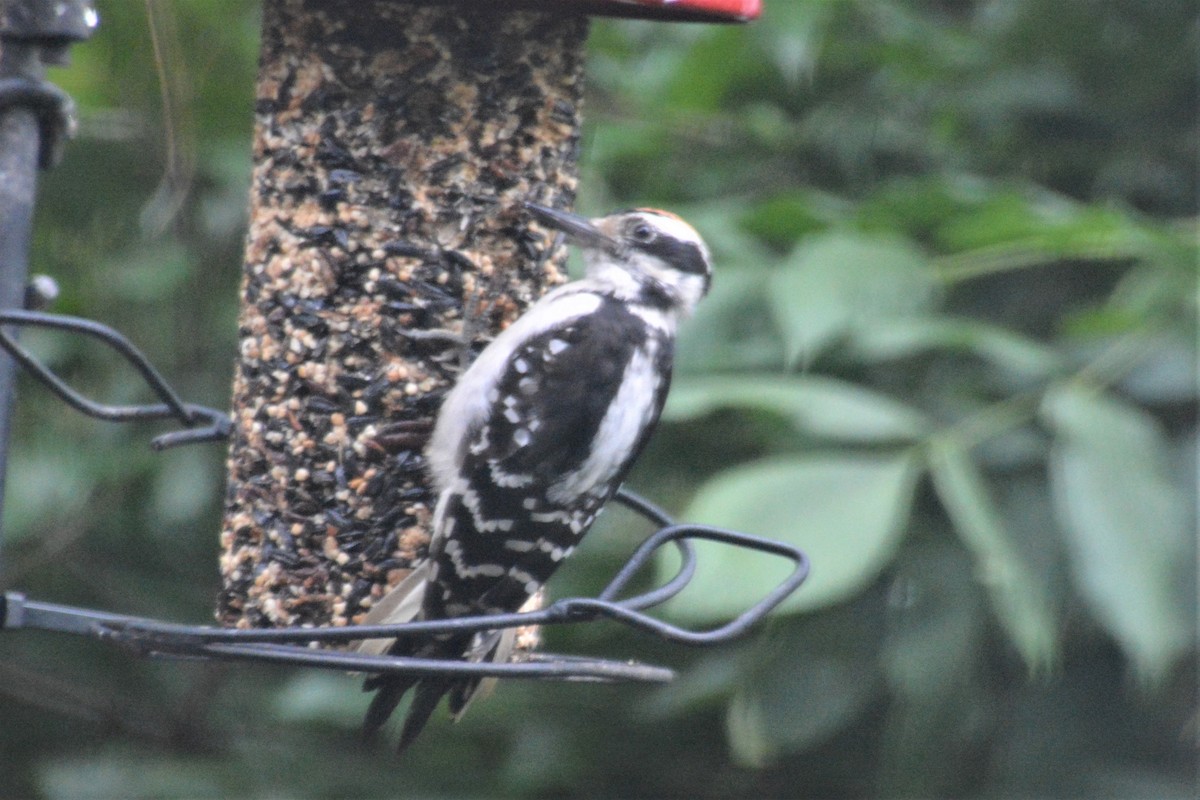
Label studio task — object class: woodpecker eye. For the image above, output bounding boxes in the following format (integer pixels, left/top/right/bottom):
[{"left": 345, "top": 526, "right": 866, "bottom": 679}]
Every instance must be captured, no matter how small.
[{"left": 629, "top": 222, "right": 656, "bottom": 243}]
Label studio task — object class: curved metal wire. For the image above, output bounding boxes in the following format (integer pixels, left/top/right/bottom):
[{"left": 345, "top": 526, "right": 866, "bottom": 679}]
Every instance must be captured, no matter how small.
[
  {"left": 608, "top": 488, "right": 698, "bottom": 611},
  {"left": 0, "top": 503, "right": 808, "bottom": 677},
  {"left": 0, "top": 590, "right": 672, "bottom": 683},
  {"left": 0, "top": 308, "right": 811, "bottom": 684},
  {"left": 0, "top": 309, "right": 231, "bottom": 447}
]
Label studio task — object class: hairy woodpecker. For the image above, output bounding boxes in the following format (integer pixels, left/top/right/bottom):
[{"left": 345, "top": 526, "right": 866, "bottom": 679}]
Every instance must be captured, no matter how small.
[{"left": 361, "top": 202, "right": 712, "bottom": 751}]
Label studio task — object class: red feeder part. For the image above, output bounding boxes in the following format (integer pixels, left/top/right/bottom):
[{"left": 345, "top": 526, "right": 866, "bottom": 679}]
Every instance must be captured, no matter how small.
[
  {"left": 463, "top": 0, "right": 761, "bottom": 23},
  {"left": 562, "top": 0, "right": 762, "bottom": 22}
]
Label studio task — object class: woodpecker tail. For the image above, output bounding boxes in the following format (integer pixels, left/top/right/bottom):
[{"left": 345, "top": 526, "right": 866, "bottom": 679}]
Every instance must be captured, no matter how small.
[
  {"left": 363, "top": 670, "right": 453, "bottom": 753},
  {"left": 358, "top": 563, "right": 436, "bottom": 748},
  {"left": 356, "top": 563, "right": 514, "bottom": 753},
  {"left": 360, "top": 631, "right": 511, "bottom": 753}
]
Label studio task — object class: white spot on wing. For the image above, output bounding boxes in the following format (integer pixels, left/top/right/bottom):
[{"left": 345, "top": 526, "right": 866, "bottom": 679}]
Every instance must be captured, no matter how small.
[{"left": 425, "top": 290, "right": 602, "bottom": 492}]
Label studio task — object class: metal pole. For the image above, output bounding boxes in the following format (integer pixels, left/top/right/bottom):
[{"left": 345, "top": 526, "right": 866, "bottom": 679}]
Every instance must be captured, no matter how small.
[
  {"left": 0, "top": 95, "right": 40, "bottom": 555},
  {"left": 0, "top": 0, "right": 95, "bottom": 552}
]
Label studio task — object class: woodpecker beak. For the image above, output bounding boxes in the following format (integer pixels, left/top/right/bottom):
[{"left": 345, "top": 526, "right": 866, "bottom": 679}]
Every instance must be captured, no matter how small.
[{"left": 523, "top": 202, "right": 619, "bottom": 253}]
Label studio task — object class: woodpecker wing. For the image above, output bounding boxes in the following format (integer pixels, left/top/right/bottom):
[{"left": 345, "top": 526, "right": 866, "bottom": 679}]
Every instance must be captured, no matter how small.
[{"left": 425, "top": 293, "right": 675, "bottom": 620}]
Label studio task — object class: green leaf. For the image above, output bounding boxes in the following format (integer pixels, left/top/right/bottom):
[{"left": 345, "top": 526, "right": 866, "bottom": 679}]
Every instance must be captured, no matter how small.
[
  {"left": 727, "top": 654, "right": 877, "bottom": 767},
  {"left": 738, "top": 190, "right": 851, "bottom": 251},
  {"left": 753, "top": 1, "right": 834, "bottom": 86},
  {"left": 879, "top": 542, "right": 985, "bottom": 697},
  {"left": 665, "top": 452, "right": 920, "bottom": 621},
  {"left": 725, "top": 689, "right": 773, "bottom": 767},
  {"left": 769, "top": 231, "right": 937, "bottom": 366},
  {"left": 273, "top": 673, "right": 366, "bottom": 725},
  {"left": 1041, "top": 385, "right": 1193, "bottom": 681},
  {"left": 877, "top": 543, "right": 988, "bottom": 795},
  {"left": 936, "top": 190, "right": 1153, "bottom": 260},
  {"left": 675, "top": 267, "right": 784, "bottom": 372},
  {"left": 852, "top": 316, "right": 1064, "bottom": 379},
  {"left": 928, "top": 439, "right": 1059, "bottom": 671},
  {"left": 103, "top": 242, "right": 191, "bottom": 304},
  {"left": 665, "top": 374, "right": 930, "bottom": 442},
  {"left": 40, "top": 755, "right": 224, "bottom": 800},
  {"left": 152, "top": 447, "right": 223, "bottom": 526},
  {"left": 725, "top": 606, "right": 883, "bottom": 766},
  {"left": 663, "top": 28, "right": 746, "bottom": 112},
  {"left": 4, "top": 448, "right": 93, "bottom": 542},
  {"left": 1117, "top": 334, "right": 1199, "bottom": 405},
  {"left": 642, "top": 651, "right": 746, "bottom": 719}
]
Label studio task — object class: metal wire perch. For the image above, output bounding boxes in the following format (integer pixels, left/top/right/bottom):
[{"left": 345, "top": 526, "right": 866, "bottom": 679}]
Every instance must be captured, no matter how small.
[
  {"left": 0, "top": 310, "right": 810, "bottom": 686},
  {"left": 0, "top": 309, "right": 231, "bottom": 448}
]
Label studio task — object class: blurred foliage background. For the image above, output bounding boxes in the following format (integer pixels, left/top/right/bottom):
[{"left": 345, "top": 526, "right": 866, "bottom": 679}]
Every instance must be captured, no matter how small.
[{"left": 1, "top": 1, "right": 1196, "bottom": 798}]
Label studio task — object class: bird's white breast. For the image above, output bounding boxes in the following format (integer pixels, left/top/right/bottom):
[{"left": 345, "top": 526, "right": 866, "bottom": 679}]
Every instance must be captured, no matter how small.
[{"left": 547, "top": 337, "right": 661, "bottom": 505}]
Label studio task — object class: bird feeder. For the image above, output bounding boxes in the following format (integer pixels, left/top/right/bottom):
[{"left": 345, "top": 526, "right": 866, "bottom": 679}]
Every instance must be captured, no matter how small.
[{"left": 219, "top": 0, "right": 760, "bottom": 634}]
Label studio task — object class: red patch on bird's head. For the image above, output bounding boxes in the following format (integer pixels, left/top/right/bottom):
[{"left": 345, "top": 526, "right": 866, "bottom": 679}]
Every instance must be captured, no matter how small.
[{"left": 632, "top": 207, "right": 685, "bottom": 223}]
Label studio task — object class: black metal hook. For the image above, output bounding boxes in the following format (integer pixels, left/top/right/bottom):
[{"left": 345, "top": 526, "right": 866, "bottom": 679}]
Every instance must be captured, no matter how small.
[
  {"left": 0, "top": 309, "right": 232, "bottom": 448},
  {"left": 0, "top": 77, "right": 75, "bottom": 168}
]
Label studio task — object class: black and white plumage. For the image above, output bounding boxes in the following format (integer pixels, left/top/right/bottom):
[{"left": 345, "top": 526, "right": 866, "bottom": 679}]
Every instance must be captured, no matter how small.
[{"left": 361, "top": 202, "right": 712, "bottom": 751}]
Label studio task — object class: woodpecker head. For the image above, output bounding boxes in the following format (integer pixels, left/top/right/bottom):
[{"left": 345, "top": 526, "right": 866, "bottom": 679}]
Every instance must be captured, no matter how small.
[{"left": 525, "top": 202, "right": 712, "bottom": 316}]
